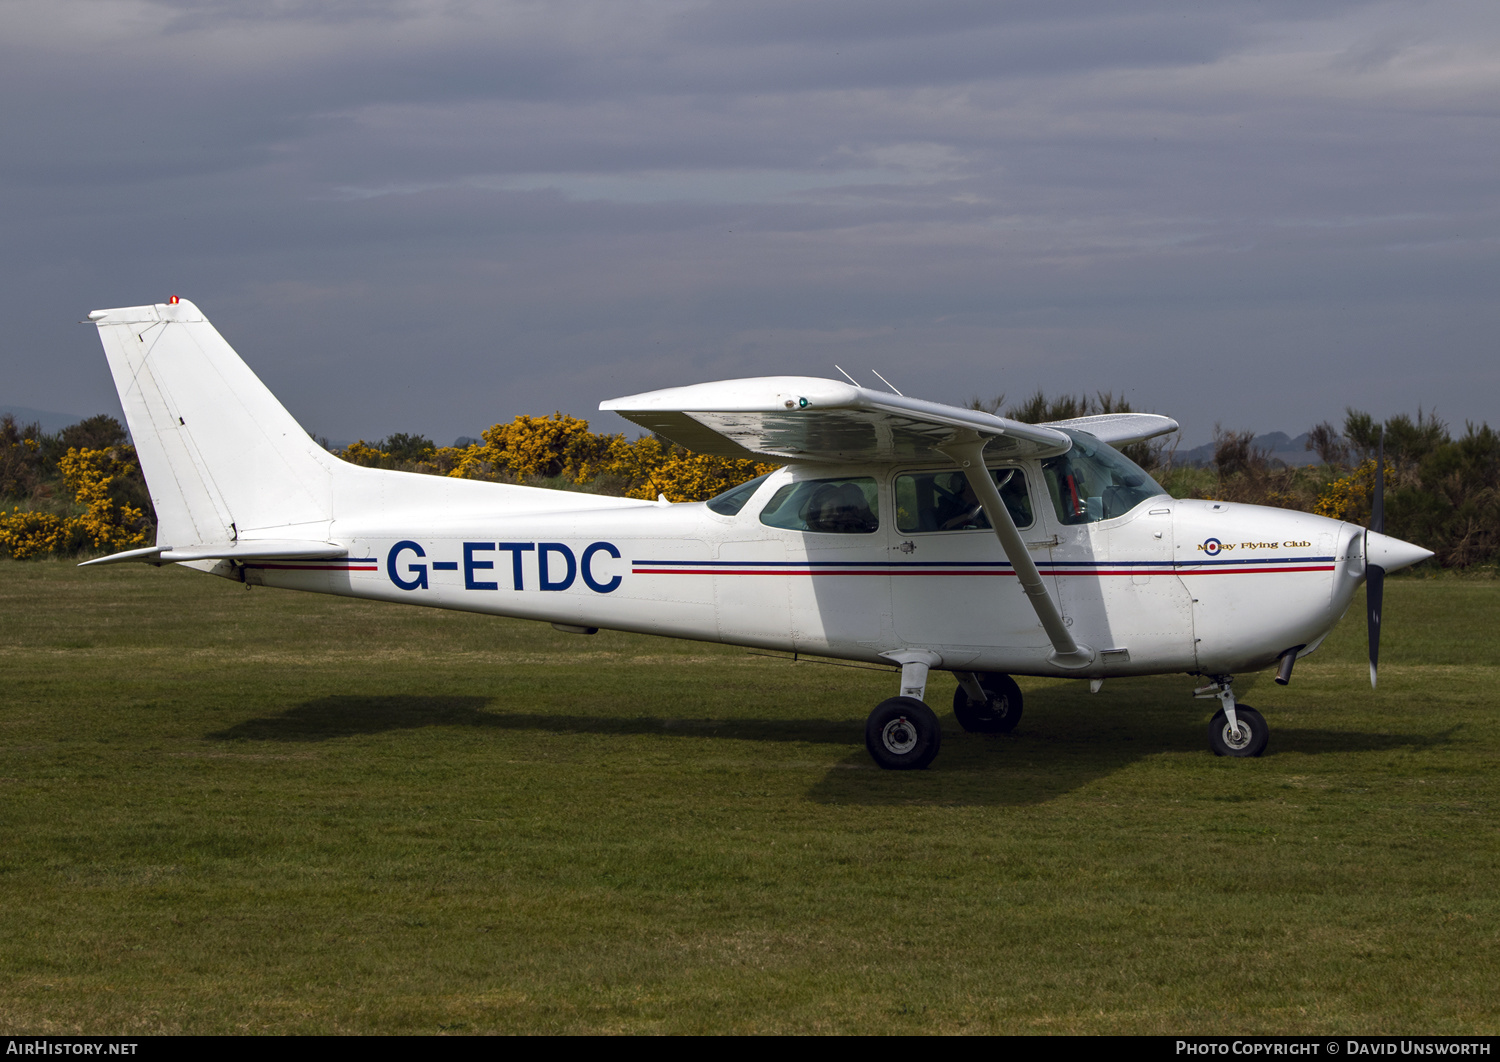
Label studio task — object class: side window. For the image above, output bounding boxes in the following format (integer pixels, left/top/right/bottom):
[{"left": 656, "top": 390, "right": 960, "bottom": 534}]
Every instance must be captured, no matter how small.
[
  {"left": 759, "top": 476, "right": 880, "bottom": 534},
  {"left": 894, "top": 468, "right": 1033, "bottom": 533}
]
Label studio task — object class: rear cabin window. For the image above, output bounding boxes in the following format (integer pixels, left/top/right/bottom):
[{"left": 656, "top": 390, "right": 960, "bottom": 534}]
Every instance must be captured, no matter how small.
[
  {"left": 706, "top": 472, "right": 772, "bottom": 516},
  {"left": 895, "top": 468, "right": 1034, "bottom": 533},
  {"left": 758, "top": 476, "right": 880, "bottom": 534}
]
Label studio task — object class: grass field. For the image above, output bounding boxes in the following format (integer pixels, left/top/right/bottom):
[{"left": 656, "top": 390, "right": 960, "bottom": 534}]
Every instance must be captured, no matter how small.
[{"left": 1, "top": 559, "right": 1496, "bottom": 1034}]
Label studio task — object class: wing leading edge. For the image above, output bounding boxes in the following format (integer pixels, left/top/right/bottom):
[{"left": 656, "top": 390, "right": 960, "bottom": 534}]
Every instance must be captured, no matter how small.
[{"left": 601, "top": 377, "right": 1074, "bottom": 464}]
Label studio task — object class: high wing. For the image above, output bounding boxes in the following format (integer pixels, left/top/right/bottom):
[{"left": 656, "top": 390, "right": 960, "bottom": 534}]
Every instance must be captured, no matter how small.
[
  {"left": 601, "top": 376, "right": 1074, "bottom": 463},
  {"left": 1039, "top": 412, "right": 1178, "bottom": 446}
]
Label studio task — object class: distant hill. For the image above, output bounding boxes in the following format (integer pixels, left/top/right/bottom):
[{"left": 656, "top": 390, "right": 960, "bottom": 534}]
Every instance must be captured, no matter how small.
[
  {"left": 0, "top": 406, "right": 87, "bottom": 434},
  {"left": 1171, "top": 431, "right": 1323, "bottom": 468}
]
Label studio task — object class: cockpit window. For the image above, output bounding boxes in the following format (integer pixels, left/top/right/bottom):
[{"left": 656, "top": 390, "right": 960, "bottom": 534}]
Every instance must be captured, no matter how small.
[
  {"left": 895, "top": 468, "right": 1033, "bottom": 533},
  {"left": 759, "top": 476, "right": 879, "bottom": 533},
  {"left": 706, "top": 472, "right": 772, "bottom": 516},
  {"left": 1041, "top": 429, "right": 1165, "bottom": 524}
]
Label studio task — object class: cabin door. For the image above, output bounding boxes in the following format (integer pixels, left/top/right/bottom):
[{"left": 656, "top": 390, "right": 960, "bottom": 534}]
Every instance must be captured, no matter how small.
[{"left": 885, "top": 465, "right": 1054, "bottom": 654}]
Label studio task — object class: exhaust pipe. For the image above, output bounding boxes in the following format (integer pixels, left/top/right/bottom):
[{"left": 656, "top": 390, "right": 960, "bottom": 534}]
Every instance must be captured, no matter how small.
[{"left": 1275, "top": 646, "right": 1305, "bottom": 686}]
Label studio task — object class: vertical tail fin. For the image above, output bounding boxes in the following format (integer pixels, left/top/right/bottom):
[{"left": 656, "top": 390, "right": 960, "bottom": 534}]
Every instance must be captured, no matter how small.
[{"left": 89, "top": 298, "right": 336, "bottom": 546}]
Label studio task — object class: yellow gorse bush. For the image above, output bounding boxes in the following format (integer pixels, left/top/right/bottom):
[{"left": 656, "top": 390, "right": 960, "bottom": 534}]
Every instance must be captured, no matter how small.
[
  {"left": 0, "top": 508, "right": 73, "bottom": 559},
  {"left": 434, "top": 413, "right": 605, "bottom": 482},
  {"left": 339, "top": 413, "right": 775, "bottom": 503},
  {"left": 339, "top": 440, "right": 387, "bottom": 466},
  {"left": 1313, "top": 460, "right": 1395, "bottom": 523},
  {"left": 58, "top": 447, "right": 152, "bottom": 550},
  {"left": 486, "top": 413, "right": 605, "bottom": 480},
  {"left": 0, "top": 446, "right": 151, "bottom": 558},
  {"left": 541, "top": 418, "right": 775, "bottom": 501},
  {"left": 626, "top": 449, "right": 777, "bottom": 503}
]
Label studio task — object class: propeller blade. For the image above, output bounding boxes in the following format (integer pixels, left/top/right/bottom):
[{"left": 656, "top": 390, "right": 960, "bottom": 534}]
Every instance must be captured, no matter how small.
[
  {"left": 1367, "top": 560, "right": 1384, "bottom": 688},
  {"left": 1367, "top": 427, "right": 1385, "bottom": 688}
]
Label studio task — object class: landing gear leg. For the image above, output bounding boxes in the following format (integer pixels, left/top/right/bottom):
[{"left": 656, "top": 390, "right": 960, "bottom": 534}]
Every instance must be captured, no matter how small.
[
  {"left": 1195, "top": 676, "right": 1268, "bottom": 758},
  {"left": 867, "top": 651, "right": 943, "bottom": 770}
]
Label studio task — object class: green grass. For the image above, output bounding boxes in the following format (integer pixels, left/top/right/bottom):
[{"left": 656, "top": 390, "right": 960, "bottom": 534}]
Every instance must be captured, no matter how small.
[{"left": 1, "top": 560, "right": 1496, "bottom": 1034}]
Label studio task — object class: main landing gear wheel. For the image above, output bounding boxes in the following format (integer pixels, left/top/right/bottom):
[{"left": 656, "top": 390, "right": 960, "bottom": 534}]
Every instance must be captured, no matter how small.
[
  {"left": 952, "top": 673, "right": 1024, "bottom": 734},
  {"left": 1208, "top": 705, "right": 1268, "bottom": 758},
  {"left": 865, "top": 697, "right": 941, "bottom": 770}
]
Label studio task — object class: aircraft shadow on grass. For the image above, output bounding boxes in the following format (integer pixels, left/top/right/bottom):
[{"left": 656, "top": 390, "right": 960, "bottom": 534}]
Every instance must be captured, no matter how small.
[
  {"left": 207, "top": 694, "right": 862, "bottom": 745},
  {"left": 207, "top": 695, "right": 1452, "bottom": 808},
  {"left": 807, "top": 725, "right": 1456, "bottom": 807}
]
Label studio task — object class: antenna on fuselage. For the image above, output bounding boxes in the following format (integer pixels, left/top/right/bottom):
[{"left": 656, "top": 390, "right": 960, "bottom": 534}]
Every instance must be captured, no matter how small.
[
  {"left": 870, "top": 369, "right": 904, "bottom": 396},
  {"left": 833, "top": 364, "right": 861, "bottom": 387}
]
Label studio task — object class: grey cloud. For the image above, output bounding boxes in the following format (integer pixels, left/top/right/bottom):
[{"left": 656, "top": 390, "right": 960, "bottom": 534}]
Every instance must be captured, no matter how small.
[{"left": 1, "top": 0, "right": 1497, "bottom": 448}]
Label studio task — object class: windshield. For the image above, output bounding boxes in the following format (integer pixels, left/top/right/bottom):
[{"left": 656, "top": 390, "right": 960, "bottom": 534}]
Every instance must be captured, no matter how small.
[{"left": 1041, "top": 429, "right": 1165, "bottom": 524}]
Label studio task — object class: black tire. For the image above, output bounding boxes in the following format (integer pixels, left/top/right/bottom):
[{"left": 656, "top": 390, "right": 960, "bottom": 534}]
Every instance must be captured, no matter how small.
[
  {"left": 952, "top": 673, "right": 1024, "bottom": 734},
  {"left": 1208, "top": 705, "right": 1268, "bottom": 758},
  {"left": 865, "top": 697, "right": 942, "bottom": 770}
]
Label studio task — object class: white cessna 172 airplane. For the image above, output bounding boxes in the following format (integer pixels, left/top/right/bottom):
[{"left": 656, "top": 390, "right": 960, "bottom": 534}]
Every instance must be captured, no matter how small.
[{"left": 83, "top": 298, "right": 1433, "bottom": 770}]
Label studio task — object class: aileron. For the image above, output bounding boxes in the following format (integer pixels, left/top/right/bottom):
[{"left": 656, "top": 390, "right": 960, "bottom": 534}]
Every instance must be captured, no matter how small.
[{"left": 1041, "top": 412, "right": 1179, "bottom": 446}]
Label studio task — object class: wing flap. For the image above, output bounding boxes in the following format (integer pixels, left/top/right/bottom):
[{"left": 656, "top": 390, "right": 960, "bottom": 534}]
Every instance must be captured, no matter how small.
[{"left": 613, "top": 410, "right": 764, "bottom": 460}]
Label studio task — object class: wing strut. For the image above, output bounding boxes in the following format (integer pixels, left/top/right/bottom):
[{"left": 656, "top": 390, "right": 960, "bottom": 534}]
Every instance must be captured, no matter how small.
[{"left": 941, "top": 436, "right": 1095, "bottom": 671}]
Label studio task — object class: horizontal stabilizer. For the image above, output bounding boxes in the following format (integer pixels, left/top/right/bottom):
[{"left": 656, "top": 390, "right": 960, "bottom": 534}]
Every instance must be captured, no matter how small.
[
  {"left": 80, "top": 541, "right": 348, "bottom": 567},
  {"left": 77, "top": 546, "right": 167, "bottom": 567},
  {"left": 602, "top": 377, "right": 1073, "bottom": 463}
]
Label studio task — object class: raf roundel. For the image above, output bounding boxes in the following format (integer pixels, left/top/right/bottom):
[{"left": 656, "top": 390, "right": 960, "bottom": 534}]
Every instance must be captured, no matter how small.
[{"left": 1201, "top": 537, "right": 1223, "bottom": 556}]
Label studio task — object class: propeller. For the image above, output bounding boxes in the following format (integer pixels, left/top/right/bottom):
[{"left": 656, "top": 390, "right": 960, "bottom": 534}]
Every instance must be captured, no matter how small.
[
  {"left": 1366, "top": 430, "right": 1384, "bottom": 688},
  {"left": 1361, "top": 431, "right": 1436, "bottom": 687}
]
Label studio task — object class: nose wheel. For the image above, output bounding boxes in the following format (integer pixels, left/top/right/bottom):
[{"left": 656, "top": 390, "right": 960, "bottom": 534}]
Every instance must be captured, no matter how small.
[{"left": 1208, "top": 704, "right": 1268, "bottom": 757}]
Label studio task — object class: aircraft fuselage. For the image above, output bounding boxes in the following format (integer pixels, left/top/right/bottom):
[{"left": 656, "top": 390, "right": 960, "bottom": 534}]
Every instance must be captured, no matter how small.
[{"left": 230, "top": 463, "right": 1364, "bottom": 680}]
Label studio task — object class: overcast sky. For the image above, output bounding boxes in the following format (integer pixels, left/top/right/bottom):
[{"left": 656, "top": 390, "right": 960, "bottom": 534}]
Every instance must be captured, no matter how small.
[{"left": 2, "top": 0, "right": 1497, "bottom": 447}]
